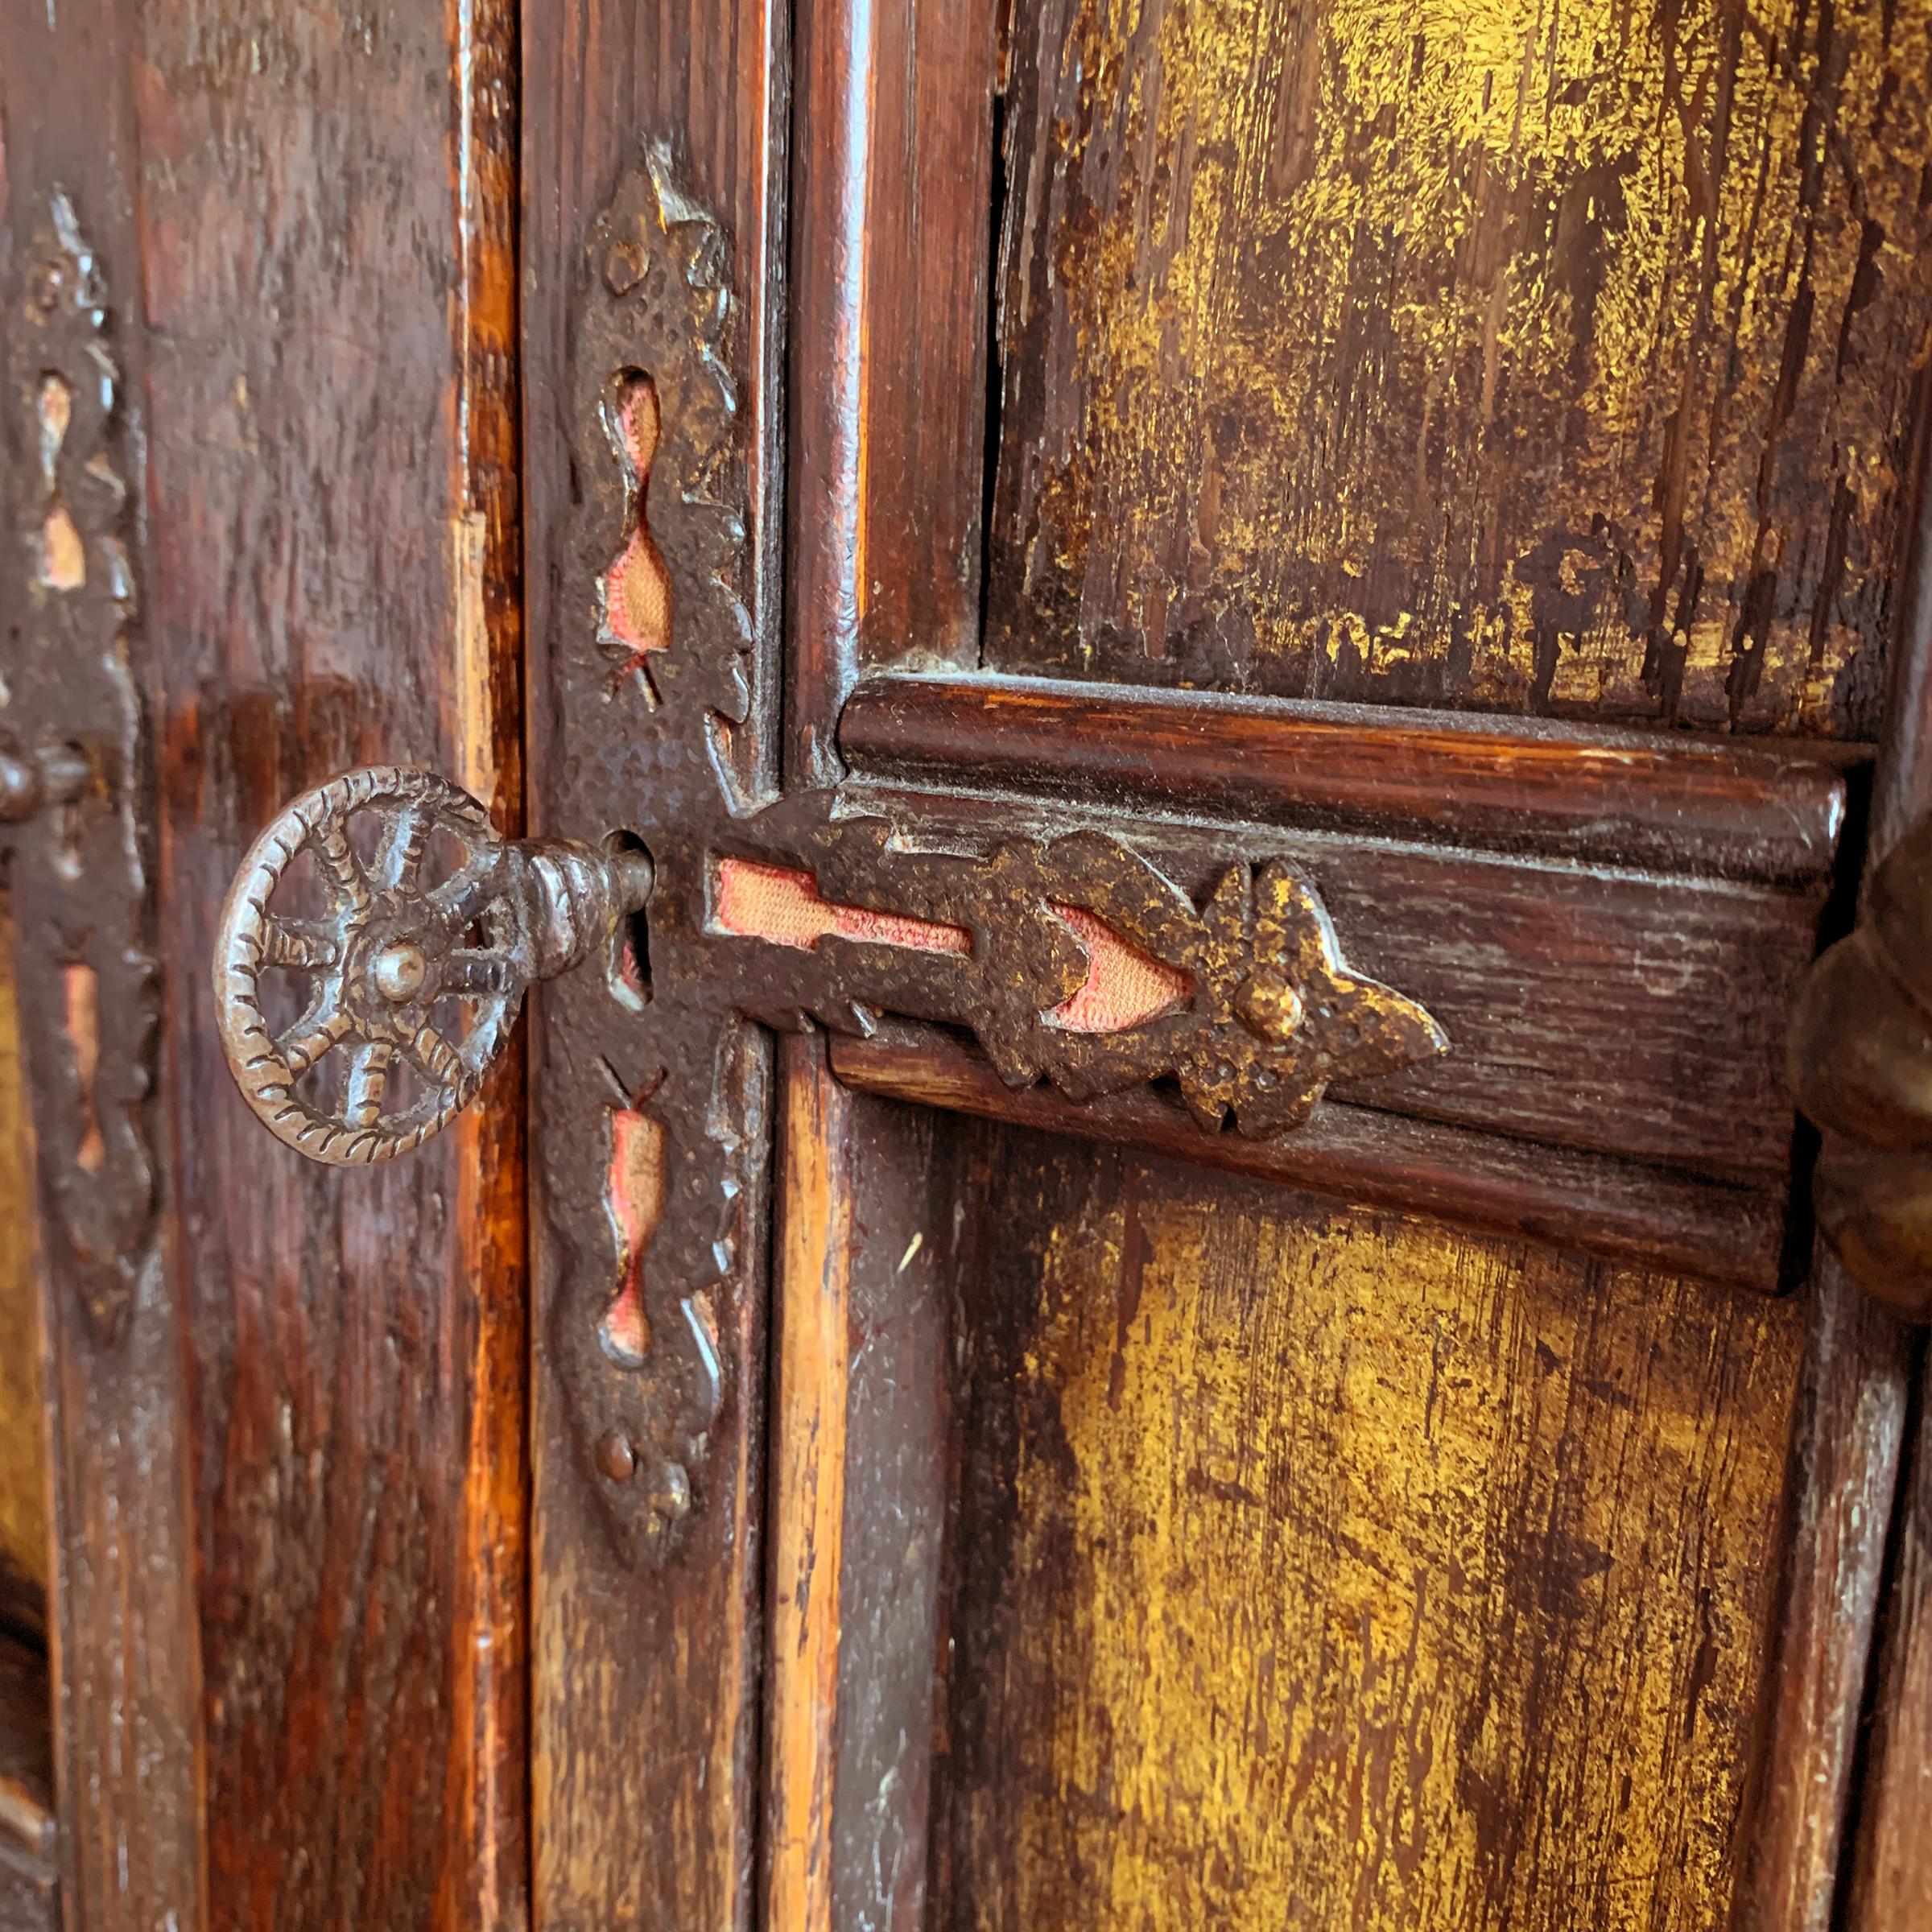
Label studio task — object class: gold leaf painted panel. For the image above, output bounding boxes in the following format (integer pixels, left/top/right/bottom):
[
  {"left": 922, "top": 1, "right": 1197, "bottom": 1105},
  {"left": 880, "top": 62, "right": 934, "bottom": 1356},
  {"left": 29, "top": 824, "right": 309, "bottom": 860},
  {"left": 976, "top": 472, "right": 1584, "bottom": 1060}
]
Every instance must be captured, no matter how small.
[
  {"left": 990, "top": 0, "right": 1932, "bottom": 733},
  {"left": 936, "top": 1134, "right": 1806, "bottom": 1930}
]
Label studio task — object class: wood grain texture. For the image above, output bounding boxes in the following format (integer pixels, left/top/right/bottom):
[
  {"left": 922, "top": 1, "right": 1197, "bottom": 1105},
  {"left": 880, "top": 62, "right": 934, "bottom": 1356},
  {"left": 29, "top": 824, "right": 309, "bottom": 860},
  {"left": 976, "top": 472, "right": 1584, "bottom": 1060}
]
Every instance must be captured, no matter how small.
[
  {"left": 1823, "top": 384, "right": 1932, "bottom": 1932},
  {"left": 1732, "top": 391, "right": 1932, "bottom": 1932},
  {"left": 985, "top": 0, "right": 1932, "bottom": 736},
  {"left": 786, "top": 0, "right": 1002, "bottom": 783},
  {"left": 0, "top": 9, "right": 206, "bottom": 1926},
  {"left": 766, "top": 1039, "right": 952, "bottom": 1932},
  {"left": 767, "top": 1038, "right": 853, "bottom": 1932},
  {"left": 522, "top": 5, "right": 786, "bottom": 1924},
  {"left": 768, "top": 18, "right": 999, "bottom": 1922},
  {"left": 841, "top": 671, "right": 1855, "bottom": 881},
  {"left": 0, "top": 917, "right": 45, "bottom": 1616},
  {"left": 930, "top": 1126, "right": 1810, "bottom": 1932},
  {"left": 443, "top": 9, "right": 530, "bottom": 1925},
  {"left": 128, "top": 0, "right": 526, "bottom": 1921},
  {"left": 847, "top": 782, "right": 1829, "bottom": 1188},
  {"left": 1842, "top": 1361, "right": 1932, "bottom": 1932},
  {"left": 830, "top": 1028, "right": 1790, "bottom": 1290}
]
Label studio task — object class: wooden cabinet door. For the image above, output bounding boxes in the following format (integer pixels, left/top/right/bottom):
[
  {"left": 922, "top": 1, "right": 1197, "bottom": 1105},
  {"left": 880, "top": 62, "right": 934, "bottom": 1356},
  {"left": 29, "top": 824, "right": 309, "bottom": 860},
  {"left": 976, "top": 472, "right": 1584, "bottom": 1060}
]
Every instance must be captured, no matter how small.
[
  {"left": 724, "top": 5, "right": 1932, "bottom": 1932},
  {"left": 6, "top": 2, "right": 1931, "bottom": 1929}
]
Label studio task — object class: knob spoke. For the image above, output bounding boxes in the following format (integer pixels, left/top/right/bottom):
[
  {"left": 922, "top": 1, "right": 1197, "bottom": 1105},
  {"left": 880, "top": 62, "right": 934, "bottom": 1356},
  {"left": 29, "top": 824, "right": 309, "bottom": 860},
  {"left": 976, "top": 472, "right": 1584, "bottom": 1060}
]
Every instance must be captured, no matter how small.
[
  {"left": 312, "top": 823, "right": 372, "bottom": 914},
  {"left": 280, "top": 1008, "right": 353, "bottom": 1079},
  {"left": 260, "top": 918, "right": 339, "bottom": 972},
  {"left": 375, "top": 796, "right": 436, "bottom": 892},
  {"left": 402, "top": 1021, "right": 464, "bottom": 1092},
  {"left": 430, "top": 853, "right": 502, "bottom": 933},
  {"left": 343, "top": 1041, "right": 394, "bottom": 1129}
]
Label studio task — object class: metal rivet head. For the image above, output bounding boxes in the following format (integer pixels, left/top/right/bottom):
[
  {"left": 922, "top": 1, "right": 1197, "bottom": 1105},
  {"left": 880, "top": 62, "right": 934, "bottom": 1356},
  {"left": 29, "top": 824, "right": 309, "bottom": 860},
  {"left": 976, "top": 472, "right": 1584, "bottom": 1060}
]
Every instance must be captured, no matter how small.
[
  {"left": 370, "top": 940, "right": 428, "bottom": 1003},
  {"left": 595, "top": 1428, "right": 637, "bottom": 1484}
]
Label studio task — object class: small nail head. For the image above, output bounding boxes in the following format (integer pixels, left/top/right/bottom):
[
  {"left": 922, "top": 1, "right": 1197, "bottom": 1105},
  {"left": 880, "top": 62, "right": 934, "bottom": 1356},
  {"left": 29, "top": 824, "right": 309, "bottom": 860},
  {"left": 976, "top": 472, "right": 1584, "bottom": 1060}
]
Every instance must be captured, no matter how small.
[{"left": 595, "top": 1428, "right": 638, "bottom": 1483}]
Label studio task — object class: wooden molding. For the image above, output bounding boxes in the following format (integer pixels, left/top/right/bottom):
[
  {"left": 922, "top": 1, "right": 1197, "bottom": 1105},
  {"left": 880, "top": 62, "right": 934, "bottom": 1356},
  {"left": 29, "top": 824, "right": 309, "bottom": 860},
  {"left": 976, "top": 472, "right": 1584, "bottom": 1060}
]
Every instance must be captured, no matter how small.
[
  {"left": 819, "top": 671, "right": 1857, "bottom": 1289},
  {"left": 841, "top": 671, "right": 1856, "bottom": 882},
  {"left": 831, "top": 1027, "right": 1790, "bottom": 1291}
]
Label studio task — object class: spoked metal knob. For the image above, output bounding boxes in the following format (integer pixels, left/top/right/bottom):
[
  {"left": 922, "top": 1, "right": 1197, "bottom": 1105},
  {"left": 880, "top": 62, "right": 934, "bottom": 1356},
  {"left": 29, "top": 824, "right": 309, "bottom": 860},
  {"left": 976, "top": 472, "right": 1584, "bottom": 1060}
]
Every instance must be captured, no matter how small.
[{"left": 214, "top": 766, "right": 649, "bottom": 1165}]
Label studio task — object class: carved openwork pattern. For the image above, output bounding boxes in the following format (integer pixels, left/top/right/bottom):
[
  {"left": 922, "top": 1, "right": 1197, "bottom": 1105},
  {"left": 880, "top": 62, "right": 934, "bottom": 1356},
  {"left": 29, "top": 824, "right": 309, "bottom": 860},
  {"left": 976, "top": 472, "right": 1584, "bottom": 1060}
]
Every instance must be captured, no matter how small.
[
  {"left": 1, "top": 192, "right": 157, "bottom": 1344},
  {"left": 541, "top": 140, "right": 770, "bottom": 1567},
  {"left": 708, "top": 829, "right": 1447, "bottom": 1133}
]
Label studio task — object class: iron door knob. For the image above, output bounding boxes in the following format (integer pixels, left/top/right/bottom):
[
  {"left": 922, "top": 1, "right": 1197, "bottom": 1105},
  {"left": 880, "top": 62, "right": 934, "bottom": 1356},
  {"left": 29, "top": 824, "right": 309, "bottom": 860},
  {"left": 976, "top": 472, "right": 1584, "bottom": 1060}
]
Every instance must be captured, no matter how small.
[{"left": 213, "top": 766, "right": 649, "bottom": 1166}]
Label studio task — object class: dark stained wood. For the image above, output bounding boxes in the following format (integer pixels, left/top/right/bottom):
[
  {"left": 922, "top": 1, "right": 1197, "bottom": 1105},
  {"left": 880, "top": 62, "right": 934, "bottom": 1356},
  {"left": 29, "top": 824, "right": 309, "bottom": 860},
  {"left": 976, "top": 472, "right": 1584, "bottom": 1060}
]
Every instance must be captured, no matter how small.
[
  {"left": 831, "top": 1028, "right": 1789, "bottom": 1290},
  {"left": 1831, "top": 386, "right": 1932, "bottom": 1932},
  {"left": 823, "top": 1090, "right": 950, "bottom": 1932},
  {"left": 841, "top": 673, "right": 1856, "bottom": 882},
  {"left": 838, "top": 676, "right": 1847, "bottom": 1278},
  {"left": 124, "top": 0, "right": 528, "bottom": 1922},
  {"left": 1842, "top": 1373, "right": 1932, "bottom": 1932},
  {"left": 0, "top": 914, "right": 44, "bottom": 1640},
  {"left": 522, "top": 6, "right": 786, "bottom": 1925},
  {"left": 786, "top": 0, "right": 1002, "bottom": 785},
  {"left": 1733, "top": 382, "right": 1932, "bottom": 1932},
  {"left": 0, "top": 1628, "right": 55, "bottom": 1929},
  {"left": 764, "top": 13, "right": 998, "bottom": 1926},
  {"left": 765, "top": 1038, "right": 951, "bottom": 1932},
  {"left": 984, "top": 0, "right": 1932, "bottom": 738},
  {"left": 822, "top": 2, "right": 1930, "bottom": 1926},
  {"left": 0, "top": 10, "right": 204, "bottom": 1929},
  {"left": 845, "top": 782, "right": 1828, "bottom": 1183},
  {"left": 442, "top": 12, "right": 530, "bottom": 1926},
  {"left": 927, "top": 1126, "right": 1810, "bottom": 1931}
]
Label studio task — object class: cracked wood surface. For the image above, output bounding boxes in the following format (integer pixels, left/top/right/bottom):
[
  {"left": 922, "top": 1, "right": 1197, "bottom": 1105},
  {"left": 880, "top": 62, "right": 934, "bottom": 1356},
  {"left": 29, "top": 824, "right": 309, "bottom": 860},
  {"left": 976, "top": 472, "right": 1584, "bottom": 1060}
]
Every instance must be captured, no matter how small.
[{"left": 986, "top": 0, "right": 1932, "bottom": 737}]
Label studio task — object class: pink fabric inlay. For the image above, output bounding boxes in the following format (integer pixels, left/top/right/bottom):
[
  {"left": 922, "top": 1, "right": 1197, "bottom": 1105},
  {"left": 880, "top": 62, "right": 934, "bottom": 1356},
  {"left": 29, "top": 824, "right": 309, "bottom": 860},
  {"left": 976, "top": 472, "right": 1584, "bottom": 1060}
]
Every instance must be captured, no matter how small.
[
  {"left": 602, "top": 378, "right": 671, "bottom": 682},
  {"left": 713, "top": 858, "right": 972, "bottom": 956},
  {"left": 1044, "top": 902, "right": 1193, "bottom": 1034},
  {"left": 601, "top": 1108, "right": 665, "bottom": 1364}
]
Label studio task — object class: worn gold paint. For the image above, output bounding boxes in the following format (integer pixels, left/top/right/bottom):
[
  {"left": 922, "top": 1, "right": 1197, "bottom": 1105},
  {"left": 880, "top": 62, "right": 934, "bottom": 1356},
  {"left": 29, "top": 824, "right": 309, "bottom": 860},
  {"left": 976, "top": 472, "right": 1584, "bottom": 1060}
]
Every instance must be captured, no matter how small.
[
  {"left": 0, "top": 909, "right": 47, "bottom": 1595},
  {"left": 994, "top": 0, "right": 1932, "bottom": 732},
  {"left": 948, "top": 1149, "right": 1806, "bottom": 1929}
]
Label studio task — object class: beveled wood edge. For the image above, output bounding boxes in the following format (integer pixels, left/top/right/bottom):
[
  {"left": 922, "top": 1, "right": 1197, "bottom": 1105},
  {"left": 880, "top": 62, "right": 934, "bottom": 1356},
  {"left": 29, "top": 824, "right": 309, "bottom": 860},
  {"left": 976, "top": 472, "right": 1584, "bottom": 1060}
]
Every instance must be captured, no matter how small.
[
  {"left": 840, "top": 671, "right": 1857, "bottom": 885},
  {"left": 766, "top": 1038, "right": 850, "bottom": 1932},
  {"left": 828, "top": 1026, "right": 1792, "bottom": 1294}
]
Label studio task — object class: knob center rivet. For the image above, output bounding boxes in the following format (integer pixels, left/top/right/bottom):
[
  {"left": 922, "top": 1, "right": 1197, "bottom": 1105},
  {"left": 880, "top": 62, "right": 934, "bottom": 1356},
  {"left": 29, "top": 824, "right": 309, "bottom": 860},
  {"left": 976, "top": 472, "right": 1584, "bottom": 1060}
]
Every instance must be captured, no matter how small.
[{"left": 371, "top": 940, "right": 428, "bottom": 1003}]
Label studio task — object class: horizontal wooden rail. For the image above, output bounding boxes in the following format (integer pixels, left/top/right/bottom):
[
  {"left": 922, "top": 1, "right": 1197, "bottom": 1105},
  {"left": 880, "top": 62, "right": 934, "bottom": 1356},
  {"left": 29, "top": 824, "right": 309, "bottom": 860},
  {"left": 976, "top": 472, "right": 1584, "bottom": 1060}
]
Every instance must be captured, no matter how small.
[
  {"left": 840, "top": 672, "right": 1856, "bottom": 884},
  {"left": 819, "top": 674, "right": 1859, "bottom": 1287},
  {"left": 831, "top": 1029, "right": 1793, "bottom": 1293}
]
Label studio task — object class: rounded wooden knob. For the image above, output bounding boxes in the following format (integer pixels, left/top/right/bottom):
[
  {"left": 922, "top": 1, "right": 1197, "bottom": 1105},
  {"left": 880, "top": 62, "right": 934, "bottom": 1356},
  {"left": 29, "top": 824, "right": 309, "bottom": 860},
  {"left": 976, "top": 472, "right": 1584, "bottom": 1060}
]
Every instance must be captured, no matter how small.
[
  {"left": 1790, "top": 815, "right": 1932, "bottom": 1319},
  {"left": 214, "top": 766, "right": 649, "bottom": 1166}
]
